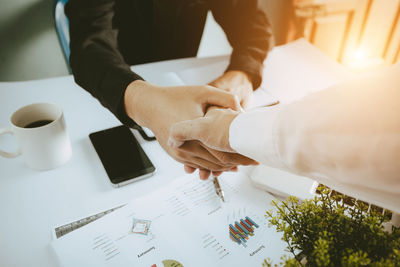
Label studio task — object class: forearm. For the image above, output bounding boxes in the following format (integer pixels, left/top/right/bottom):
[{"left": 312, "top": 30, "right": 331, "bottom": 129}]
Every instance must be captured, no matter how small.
[
  {"left": 72, "top": 47, "right": 142, "bottom": 123},
  {"left": 211, "top": 0, "right": 272, "bottom": 89},
  {"left": 65, "top": 0, "right": 142, "bottom": 126},
  {"left": 230, "top": 67, "right": 400, "bottom": 194},
  {"left": 124, "top": 80, "right": 161, "bottom": 129}
]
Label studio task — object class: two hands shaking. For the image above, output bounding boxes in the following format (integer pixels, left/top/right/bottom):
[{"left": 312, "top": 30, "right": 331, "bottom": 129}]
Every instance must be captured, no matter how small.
[{"left": 124, "top": 70, "right": 258, "bottom": 180}]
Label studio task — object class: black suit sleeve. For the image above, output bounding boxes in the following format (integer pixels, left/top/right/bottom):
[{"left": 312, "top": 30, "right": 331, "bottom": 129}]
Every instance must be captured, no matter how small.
[
  {"left": 210, "top": 0, "right": 272, "bottom": 89},
  {"left": 65, "top": 0, "right": 140, "bottom": 127}
]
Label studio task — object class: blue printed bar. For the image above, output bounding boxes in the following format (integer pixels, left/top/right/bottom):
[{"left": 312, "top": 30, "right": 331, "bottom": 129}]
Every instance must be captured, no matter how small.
[
  {"left": 229, "top": 224, "right": 238, "bottom": 233},
  {"left": 245, "top": 216, "right": 259, "bottom": 228},
  {"left": 229, "top": 216, "right": 259, "bottom": 247},
  {"left": 229, "top": 232, "right": 241, "bottom": 244},
  {"left": 235, "top": 228, "right": 247, "bottom": 242},
  {"left": 235, "top": 221, "right": 249, "bottom": 235},
  {"left": 234, "top": 224, "right": 248, "bottom": 240},
  {"left": 234, "top": 223, "right": 247, "bottom": 238},
  {"left": 240, "top": 219, "right": 252, "bottom": 230}
]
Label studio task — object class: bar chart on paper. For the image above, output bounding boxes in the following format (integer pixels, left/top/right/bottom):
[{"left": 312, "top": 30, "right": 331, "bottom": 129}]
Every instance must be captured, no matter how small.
[{"left": 228, "top": 216, "right": 259, "bottom": 248}]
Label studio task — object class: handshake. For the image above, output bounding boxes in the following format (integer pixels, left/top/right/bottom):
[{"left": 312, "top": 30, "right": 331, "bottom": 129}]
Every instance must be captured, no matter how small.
[{"left": 124, "top": 70, "right": 258, "bottom": 180}]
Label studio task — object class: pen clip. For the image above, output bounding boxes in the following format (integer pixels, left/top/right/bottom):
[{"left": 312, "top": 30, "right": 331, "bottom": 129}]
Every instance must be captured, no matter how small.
[{"left": 213, "top": 176, "right": 225, "bottom": 202}]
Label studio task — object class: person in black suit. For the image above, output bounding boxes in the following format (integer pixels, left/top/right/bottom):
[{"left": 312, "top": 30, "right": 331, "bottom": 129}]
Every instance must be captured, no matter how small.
[{"left": 65, "top": 0, "right": 271, "bottom": 179}]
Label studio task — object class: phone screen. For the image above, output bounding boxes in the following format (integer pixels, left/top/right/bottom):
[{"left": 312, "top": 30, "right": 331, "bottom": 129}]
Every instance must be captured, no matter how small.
[{"left": 89, "top": 126, "right": 156, "bottom": 186}]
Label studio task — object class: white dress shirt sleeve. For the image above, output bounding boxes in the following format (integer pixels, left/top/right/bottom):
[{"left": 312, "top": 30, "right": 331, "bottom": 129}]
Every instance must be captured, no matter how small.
[{"left": 229, "top": 65, "right": 400, "bottom": 197}]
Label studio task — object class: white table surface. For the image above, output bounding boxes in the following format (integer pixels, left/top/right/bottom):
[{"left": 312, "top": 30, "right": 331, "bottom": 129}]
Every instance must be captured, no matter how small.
[{"left": 0, "top": 55, "right": 234, "bottom": 267}]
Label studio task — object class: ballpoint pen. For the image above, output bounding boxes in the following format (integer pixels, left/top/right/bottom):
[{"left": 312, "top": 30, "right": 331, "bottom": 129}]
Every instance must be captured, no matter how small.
[{"left": 213, "top": 175, "right": 225, "bottom": 202}]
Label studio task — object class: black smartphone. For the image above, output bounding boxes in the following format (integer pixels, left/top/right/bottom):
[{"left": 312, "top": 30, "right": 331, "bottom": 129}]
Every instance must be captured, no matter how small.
[{"left": 89, "top": 125, "right": 156, "bottom": 187}]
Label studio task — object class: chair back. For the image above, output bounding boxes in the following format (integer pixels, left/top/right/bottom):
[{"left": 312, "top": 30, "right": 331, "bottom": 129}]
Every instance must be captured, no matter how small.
[{"left": 54, "top": 0, "right": 71, "bottom": 73}]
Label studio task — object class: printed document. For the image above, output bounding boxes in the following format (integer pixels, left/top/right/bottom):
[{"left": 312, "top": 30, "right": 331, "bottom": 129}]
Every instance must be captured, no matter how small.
[{"left": 52, "top": 172, "right": 288, "bottom": 266}]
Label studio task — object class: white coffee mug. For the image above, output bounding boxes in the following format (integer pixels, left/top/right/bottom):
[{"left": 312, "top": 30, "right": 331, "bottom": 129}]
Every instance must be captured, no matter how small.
[{"left": 0, "top": 103, "right": 72, "bottom": 170}]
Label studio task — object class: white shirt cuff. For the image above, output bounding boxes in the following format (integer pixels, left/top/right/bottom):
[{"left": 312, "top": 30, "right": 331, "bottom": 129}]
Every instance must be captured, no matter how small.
[{"left": 229, "top": 106, "right": 285, "bottom": 169}]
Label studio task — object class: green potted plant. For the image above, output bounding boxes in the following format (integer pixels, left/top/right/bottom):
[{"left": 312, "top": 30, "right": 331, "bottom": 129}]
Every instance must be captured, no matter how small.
[{"left": 263, "top": 185, "right": 400, "bottom": 266}]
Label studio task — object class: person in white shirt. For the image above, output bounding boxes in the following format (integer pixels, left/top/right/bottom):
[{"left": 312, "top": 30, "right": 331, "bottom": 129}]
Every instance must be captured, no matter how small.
[{"left": 168, "top": 64, "right": 400, "bottom": 211}]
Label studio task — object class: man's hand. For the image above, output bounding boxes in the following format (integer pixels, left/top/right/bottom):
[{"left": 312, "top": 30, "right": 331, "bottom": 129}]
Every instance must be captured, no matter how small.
[
  {"left": 124, "top": 80, "right": 254, "bottom": 178},
  {"left": 169, "top": 108, "right": 238, "bottom": 152},
  {"left": 169, "top": 108, "right": 258, "bottom": 179},
  {"left": 182, "top": 70, "right": 254, "bottom": 179},
  {"left": 209, "top": 70, "right": 253, "bottom": 108}
]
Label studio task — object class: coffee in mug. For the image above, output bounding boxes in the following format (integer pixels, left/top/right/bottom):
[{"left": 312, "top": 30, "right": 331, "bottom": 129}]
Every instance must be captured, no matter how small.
[
  {"left": 24, "top": 120, "right": 54, "bottom": 128},
  {"left": 0, "top": 103, "right": 72, "bottom": 170}
]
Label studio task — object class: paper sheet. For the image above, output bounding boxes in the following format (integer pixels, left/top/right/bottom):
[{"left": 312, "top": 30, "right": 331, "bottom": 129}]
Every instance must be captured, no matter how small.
[
  {"left": 52, "top": 172, "right": 288, "bottom": 266},
  {"left": 176, "top": 63, "right": 279, "bottom": 108},
  {"left": 262, "top": 39, "right": 355, "bottom": 104},
  {"left": 141, "top": 72, "right": 186, "bottom": 87},
  {"left": 176, "top": 61, "right": 228, "bottom": 85}
]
